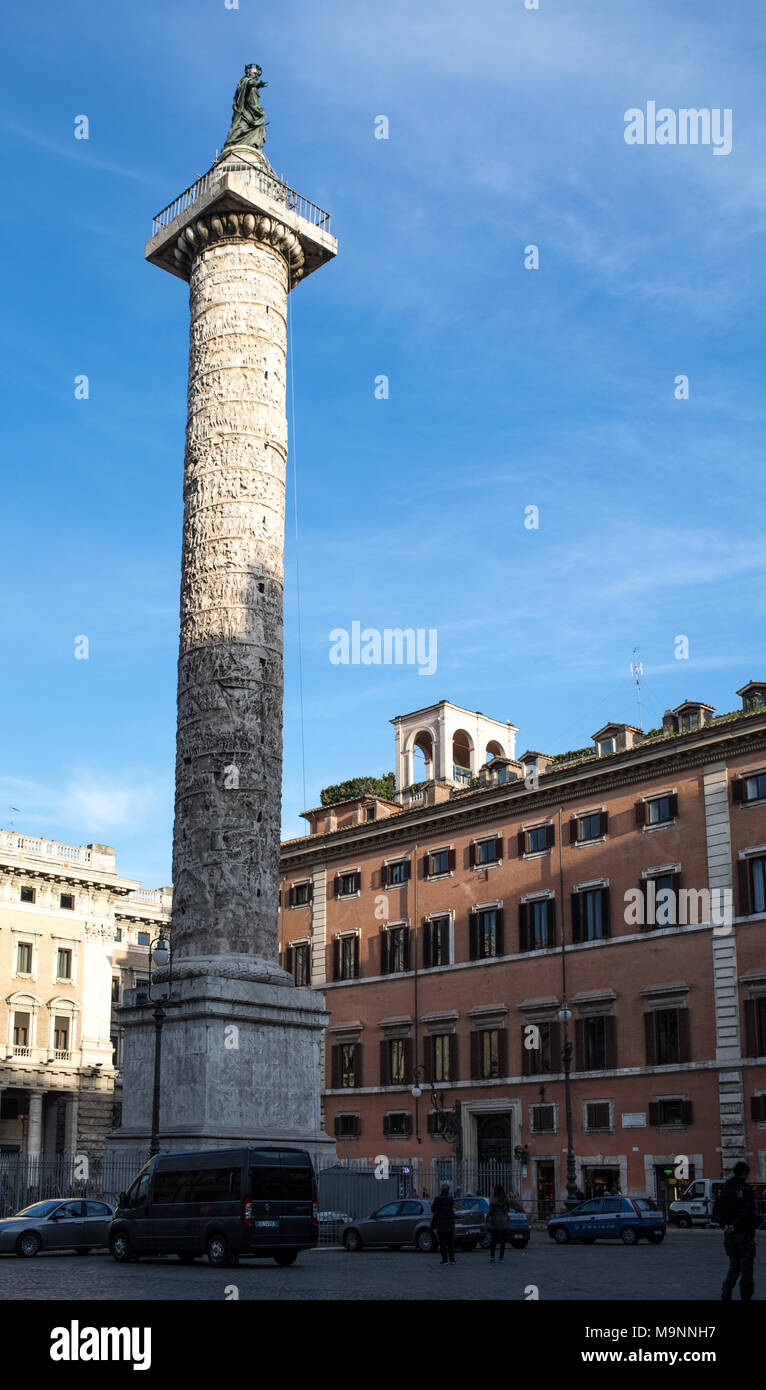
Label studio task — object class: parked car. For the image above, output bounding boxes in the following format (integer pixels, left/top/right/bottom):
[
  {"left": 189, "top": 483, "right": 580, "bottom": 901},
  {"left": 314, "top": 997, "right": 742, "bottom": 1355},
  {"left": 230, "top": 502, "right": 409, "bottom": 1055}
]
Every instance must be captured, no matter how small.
[
  {"left": 548, "top": 1196, "right": 665, "bottom": 1245},
  {"left": 342, "top": 1197, "right": 485, "bottom": 1252},
  {"left": 668, "top": 1178, "right": 724, "bottom": 1228},
  {"left": 0, "top": 1198, "right": 115, "bottom": 1257},
  {"left": 109, "top": 1146, "right": 317, "bottom": 1267},
  {"left": 457, "top": 1194, "right": 530, "bottom": 1249}
]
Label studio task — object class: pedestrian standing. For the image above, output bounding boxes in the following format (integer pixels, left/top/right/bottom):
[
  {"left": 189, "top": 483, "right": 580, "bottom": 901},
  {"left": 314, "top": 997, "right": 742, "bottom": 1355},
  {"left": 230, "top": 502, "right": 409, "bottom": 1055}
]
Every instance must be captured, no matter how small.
[
  {"left": 488, "top": 1184, "right": 512, "bottom": 1263},
  {"left": 430, "top": 1181, "right": 456, "bottom": 1265},
  {"left": 714, "top": 1161, "right": 757, "bottom": 1301}
]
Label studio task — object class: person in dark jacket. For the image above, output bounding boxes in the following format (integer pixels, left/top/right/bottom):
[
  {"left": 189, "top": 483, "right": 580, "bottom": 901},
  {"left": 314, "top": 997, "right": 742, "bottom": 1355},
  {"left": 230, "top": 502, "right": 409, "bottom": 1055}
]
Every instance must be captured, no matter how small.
[
  {"left": 488, "top": 1184, "right": 512, "bottom": 1263},
  {"left": 430, "top": 1182, "right": 456, "bottom": 1264},
  {"left": 714, "top": 1161, "right": 756, "bottom": 1301}
]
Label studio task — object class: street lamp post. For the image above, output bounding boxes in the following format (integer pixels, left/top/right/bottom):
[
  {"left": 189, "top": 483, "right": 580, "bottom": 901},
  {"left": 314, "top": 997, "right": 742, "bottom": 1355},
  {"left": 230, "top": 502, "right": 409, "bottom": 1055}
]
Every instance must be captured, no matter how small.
[
  {"left": 148, "top": 935, "right": 171, "bottom": 1159},
  {"left": 558, "top": 1001, "right": 580, "bottom": 1209}
]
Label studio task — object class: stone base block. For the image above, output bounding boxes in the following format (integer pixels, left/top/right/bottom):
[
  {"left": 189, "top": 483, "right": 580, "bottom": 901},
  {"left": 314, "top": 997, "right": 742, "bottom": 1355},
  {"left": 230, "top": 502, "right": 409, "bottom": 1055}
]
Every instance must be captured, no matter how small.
[{"left": 106, "top": 970, "right": 335, "bottom": 1163}]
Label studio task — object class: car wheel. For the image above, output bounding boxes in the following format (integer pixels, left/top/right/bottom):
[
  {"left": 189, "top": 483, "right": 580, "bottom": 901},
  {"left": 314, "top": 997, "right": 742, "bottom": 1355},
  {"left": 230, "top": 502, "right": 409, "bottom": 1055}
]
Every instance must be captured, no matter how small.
[
  {"left": 677, "top": 1215, "right": 691, "bottom": 1229},
  {"left": 552, "top": 1226, "right": 570, "bottom": 1244},
  {"left": 273, "top": 1250, "right": 298, "bottom": 1267},
  {"left": 386, "top": 1244, "right": 402, "bottom": 1251},
  {"left": 75, "top": 1247, "right": 92, "bottom": 1255},
  {"left": 16, "top": 1231, "right": 40, "bottom": 1258},
  {"left": 207, "top": 1234, "right": 238, "bottom": 1268},
  {"left": 620, "top": 1226, "right": 639, "bottom": 1245},
  {"left": 177, "top": 1253, "right": 197, "bottom": 1263},
  {"left": 511, "top": 1237, "right": 529, "bottom": 1249},
  {"left": 415, "top": 1228, "right": 435, "bottom": 1253},
  {"left": 343, "top": 1229, "right": 363, "bottom": 1252},
  {"left": 647, "top": 1232, "right": 665, "bottom": 1245},
  {"left": 110, "top": 1232, "right": 134, "bottom": 1263},
  {"left": 479, "top": 1232, "right": 491, "bottom": 1250}
]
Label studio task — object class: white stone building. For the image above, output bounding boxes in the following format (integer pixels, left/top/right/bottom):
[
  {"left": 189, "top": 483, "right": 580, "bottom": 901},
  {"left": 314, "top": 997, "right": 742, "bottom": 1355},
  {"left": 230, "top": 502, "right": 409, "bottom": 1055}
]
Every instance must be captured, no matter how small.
[{"left": 0, "top": 830, "right": 170, "bottom": 1160}]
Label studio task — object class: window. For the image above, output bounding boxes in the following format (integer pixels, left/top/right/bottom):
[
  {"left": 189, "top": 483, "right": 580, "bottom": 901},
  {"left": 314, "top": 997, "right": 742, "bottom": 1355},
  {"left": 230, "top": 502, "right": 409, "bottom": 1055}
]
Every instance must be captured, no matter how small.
[
  {"left": 60, "top": 893, "right": 75, "bottom": 911},
  {"left": 20, "top": 886, "right": 35, "bottom": 904},
  {"left": 12, "top": 1012, "right": 30, "bottom": 1047},
  {"left": 53, "top": 1017, "right": 69, "bottom": 1051},
  {"left": 636, "top": 794, "right": 678, "bottom": 827},
  {"left": 743, "top": 997, "right": 766, "bottom": 1057},
  {"left": 334, "top": 1114, "right": 360, "bottom": 1137},
  {"left": 740, "top": 855, "right": 766, "bottom": 915},
  {"left": 531, "top": 1104, "right": 555, "bottom": 1133},
  {"left": 380, "top": 1036, "right": 412, "bottom": 1087},
  {"left": 645, "top": 1008, "right": 690, "bottom": 1065},
  {"left": 428, "top": 849, "right": 452, "bottom": 877},
  {"left": 366, "top": 806, "right": 375, "bottom": 821},
  {"left": 290, "top": 942, "right": 310, "bottom": 986},
  {"left": 381, "top": 925, "right": 409, "bottom": 974},
  {"left": 521, "top": 1019, "right": 560, "bottom": 1075},
  {"left": 56, "top": 948, "right": 72, "bottom": 980},
  {"left": 333, "top": 935, "right": 359, "bottom": 981},
  {"left": 472, "top": 836, "right": 501, "bottom": 866},
  {"left": 423, "top": 916, "right": 450, "bottom": 968},
  {"left": 335, "top": 870, "right": 360, "bottom": 897},
  {"left": 289, "top": 881, "right": 312, "bottom": 907},
  {"left": 16, "top": 942, "right": 33, "bottom": 974},
  {"left": 750, "top": 1095, "right": 766, "bottom": 1121},
  {"left": 137, "top": 931, "right": 150, "bottom": 946},
  {"left": 680, "top": 712, "right": 699, "bottom": 732},
  {"left": 469, "top": 907, "right": 503, "bottom": 959},
  {"left": 649, "top": 1098, "right": 693, "bottom": 1126},
  {"left": 519, "top": 898, "right": 555, "bottom": 951},
  {"left": 571, "top": 887, "right": 609, "bottom": 942},
  {"left": 585, "top": 1101, "right": 611, "bottom": 1131},
  {"left": 426, "top": 1032, "right": 455, "bottom": 1083},
  {"left": 598, "top": 738, "right": 615, "bottom": 756},
  {"left": 111, "top": 976, "right": 121, "bottom": 1003},
  {"left": 575, "top": 1016, "right": 617, "bottom": 1071},
  {"left": 572, "top": 811, "right": 607, "bottom": 843},
  {"left": 331, "top": 1042, "right": 361, "bottom": 1088},
  {"left": 153, "top": 1166, "right": 241, "bottom": 1204},
  {"left": 518, "top": 824, "right": 554, "bottom": 855},
  {"left": 384, "top": 860, "right": 410, "bottom": 887},
  {"left": 471, "top": 1028, "right": 507, "bottom": 1079},
  {"left": 114, "top": 927, "right": 122, "bottom": 942},
  {"left": 383, "top": 1112, "right": 411, "bottom": 1137},
  {"left": 642, "top": 872, "right": 678, "bottom": 928},
  {"left": 735, "top": 772, "right": 766, "bottom": 804}
]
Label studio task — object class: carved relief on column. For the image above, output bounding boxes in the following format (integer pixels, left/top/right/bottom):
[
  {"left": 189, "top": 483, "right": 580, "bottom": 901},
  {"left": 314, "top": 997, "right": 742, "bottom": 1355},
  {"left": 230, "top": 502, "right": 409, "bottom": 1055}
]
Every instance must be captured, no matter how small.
[{"left": 171, "top": 232, "right": 292, "bottom": 975}]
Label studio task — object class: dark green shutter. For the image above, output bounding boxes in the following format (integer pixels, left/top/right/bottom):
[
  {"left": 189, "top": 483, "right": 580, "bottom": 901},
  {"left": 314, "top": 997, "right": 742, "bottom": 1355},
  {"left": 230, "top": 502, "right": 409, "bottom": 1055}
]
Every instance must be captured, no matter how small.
[{"left": 644, "top": 1012, "right": 656, "bottom": 1066}]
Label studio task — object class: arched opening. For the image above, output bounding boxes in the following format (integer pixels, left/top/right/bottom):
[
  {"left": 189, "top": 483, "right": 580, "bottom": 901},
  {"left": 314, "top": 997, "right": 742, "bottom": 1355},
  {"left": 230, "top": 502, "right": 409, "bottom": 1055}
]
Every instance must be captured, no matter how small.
[
  {"left": 452, "top": 729, "right": 473, "bottom": 785},
  {"left": 485, "top": 740, "right": 504, "bottom": 762},
  {"left": 411, "top": 730, "right": 434, "bottom": 783}
]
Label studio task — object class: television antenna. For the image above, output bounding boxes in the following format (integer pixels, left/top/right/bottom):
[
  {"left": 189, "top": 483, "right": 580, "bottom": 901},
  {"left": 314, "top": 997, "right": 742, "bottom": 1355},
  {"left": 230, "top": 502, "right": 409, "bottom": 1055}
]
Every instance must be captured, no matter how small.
[{"left": 630, "top": 649, "right": 644, "bottom": 732}]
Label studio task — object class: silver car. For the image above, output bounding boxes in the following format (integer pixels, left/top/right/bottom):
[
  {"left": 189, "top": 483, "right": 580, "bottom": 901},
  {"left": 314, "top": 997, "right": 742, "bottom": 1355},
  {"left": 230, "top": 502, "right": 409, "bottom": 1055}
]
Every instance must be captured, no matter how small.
[
  {"left": 0, "top": 1198, "right": 115, "bottom": 1257},
  {"left": 342, "top": 1198, "right": 485, "bottom": 1253}
]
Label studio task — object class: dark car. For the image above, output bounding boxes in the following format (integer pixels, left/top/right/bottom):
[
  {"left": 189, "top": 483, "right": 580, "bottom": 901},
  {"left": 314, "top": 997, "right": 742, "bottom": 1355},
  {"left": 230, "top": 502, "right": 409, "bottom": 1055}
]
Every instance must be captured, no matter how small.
[
  {"left": 547, "top": 1195, "right": 665, "bottom": 1245},
  {"left": 459, "top": 1194, "right": 530, "bottom": 1249},
  {"left": 109, "top": 1146, "right": 317, "bottom": 1268},
  {"left": 0, "top": 1198, "right": 115, "bottom": 1257},
  {"left": 342, "top": 1197, "right": 485, "bottom": 1253}
]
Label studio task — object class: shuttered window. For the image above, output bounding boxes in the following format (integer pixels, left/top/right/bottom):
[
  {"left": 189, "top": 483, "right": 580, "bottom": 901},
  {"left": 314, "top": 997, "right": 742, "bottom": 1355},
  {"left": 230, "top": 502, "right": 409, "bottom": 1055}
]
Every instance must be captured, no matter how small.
[{"left": 423, "top": 916, "right": 450, "bottom": 968}]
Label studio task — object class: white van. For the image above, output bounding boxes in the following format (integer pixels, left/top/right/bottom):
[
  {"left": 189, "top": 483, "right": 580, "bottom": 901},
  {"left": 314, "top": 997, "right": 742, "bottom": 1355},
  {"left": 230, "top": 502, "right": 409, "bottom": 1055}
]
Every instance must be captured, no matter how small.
[{"left": 668, "top": 1178, "right": 723, "bottom": 1227}]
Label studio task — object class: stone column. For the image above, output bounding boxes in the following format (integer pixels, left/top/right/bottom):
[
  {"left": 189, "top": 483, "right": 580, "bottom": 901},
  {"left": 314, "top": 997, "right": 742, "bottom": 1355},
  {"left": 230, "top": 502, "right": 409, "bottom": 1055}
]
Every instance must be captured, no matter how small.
[
  {"left": 172, "top": 221, "right": 295, "bottom": 974},
  {"left": 64, "top": 1094, "right": 79, "bottom": 1154},
  {"left": 26, "top": 1090, "right": 43, "bottom": 1162}
]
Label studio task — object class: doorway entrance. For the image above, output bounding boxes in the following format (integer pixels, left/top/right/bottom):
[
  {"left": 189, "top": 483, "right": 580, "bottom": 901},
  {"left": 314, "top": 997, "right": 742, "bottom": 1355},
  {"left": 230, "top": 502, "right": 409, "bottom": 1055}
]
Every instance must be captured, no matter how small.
[
  {"left": 536, "top": 1161, "right": 556, "bottom": 1220},
  {"left": 582, "top": 1165, "right": 621, "bottom": 1199}
]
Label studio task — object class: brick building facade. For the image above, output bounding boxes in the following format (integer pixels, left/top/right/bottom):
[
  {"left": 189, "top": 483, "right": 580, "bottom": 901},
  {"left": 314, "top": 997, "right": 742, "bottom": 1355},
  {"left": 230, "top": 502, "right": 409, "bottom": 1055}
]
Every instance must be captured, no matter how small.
[{"left": 279, "top": 690, "right": 766, "bottom": 1214}]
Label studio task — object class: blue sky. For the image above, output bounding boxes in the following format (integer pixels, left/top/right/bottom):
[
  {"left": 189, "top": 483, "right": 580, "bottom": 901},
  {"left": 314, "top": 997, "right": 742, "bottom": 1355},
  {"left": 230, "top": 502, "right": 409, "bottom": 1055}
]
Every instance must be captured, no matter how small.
[{"left": 1, "top": 0, "right": 765, "bottom": 886}]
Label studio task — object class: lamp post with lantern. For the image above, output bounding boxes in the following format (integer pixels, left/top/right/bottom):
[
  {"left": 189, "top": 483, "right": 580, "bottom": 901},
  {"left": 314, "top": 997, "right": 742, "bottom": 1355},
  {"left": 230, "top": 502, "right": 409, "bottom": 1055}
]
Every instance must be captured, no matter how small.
[{"left": 148, "top": 934, "right": 171, "bottom": 1158}]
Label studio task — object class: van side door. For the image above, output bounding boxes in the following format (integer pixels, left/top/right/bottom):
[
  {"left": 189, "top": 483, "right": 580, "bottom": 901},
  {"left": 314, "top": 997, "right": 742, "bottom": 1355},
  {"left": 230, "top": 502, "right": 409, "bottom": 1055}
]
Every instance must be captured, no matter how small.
[{"left": 276, "top": 1150, "right": 314, "bottom": 1247}]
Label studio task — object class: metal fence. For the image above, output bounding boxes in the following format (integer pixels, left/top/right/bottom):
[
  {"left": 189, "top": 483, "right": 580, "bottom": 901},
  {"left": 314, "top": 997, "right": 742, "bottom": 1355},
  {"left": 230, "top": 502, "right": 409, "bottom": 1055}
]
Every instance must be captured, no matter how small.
[{"left": 0, "top": 1152, "right": 531, "bottom": 1242}]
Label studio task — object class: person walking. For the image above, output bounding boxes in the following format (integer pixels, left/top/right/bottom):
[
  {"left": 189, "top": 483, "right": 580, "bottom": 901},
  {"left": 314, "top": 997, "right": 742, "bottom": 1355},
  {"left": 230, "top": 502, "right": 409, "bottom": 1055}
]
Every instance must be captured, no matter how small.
[
  {"left": 430, "top": 1181, "right": 456, "bottom": 1265},
  {"left": 488, "top": 1184, "right": 512, "bottom": 1263},
  {"left": 714, "top": 1161, "right": 757, "bottom": 1301}
]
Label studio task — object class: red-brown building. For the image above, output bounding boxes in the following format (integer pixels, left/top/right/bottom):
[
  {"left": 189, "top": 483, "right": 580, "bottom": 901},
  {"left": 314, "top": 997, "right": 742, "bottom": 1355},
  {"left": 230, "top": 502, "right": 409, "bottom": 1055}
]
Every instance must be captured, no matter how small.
[{"left": 279, "top": 690, "right": 766, "bottom": 1215}]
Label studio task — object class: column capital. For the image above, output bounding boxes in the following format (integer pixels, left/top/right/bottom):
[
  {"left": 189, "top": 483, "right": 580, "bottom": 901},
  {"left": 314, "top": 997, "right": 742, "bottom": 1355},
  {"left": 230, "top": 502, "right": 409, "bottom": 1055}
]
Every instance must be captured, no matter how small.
[{"left": 172, "top": 209, "right": 305, "bottom": 283}]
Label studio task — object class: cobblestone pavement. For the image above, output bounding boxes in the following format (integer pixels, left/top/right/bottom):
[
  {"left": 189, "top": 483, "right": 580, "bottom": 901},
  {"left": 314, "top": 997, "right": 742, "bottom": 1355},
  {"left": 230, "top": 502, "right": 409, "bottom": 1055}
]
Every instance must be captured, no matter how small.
[{"left": 0, "top": 1230, "right": 761, "bottom": 1301}]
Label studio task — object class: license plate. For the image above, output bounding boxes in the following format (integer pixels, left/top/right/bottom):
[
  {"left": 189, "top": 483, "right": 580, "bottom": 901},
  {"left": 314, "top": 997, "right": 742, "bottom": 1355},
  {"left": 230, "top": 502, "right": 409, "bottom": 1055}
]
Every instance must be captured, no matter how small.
[
  {"left": 465, "top": 1227, "right": 481, "bottom": 1235},
  {"left": 254, "top": 1220, "right": 279, "bottom": 1228}
]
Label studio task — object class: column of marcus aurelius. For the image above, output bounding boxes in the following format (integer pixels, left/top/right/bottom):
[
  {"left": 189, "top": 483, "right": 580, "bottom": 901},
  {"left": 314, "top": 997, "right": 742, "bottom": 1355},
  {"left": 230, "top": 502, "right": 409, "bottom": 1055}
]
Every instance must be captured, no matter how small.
[{"left": 107, "top": 69, "right": 337, "bottom": 1158}]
